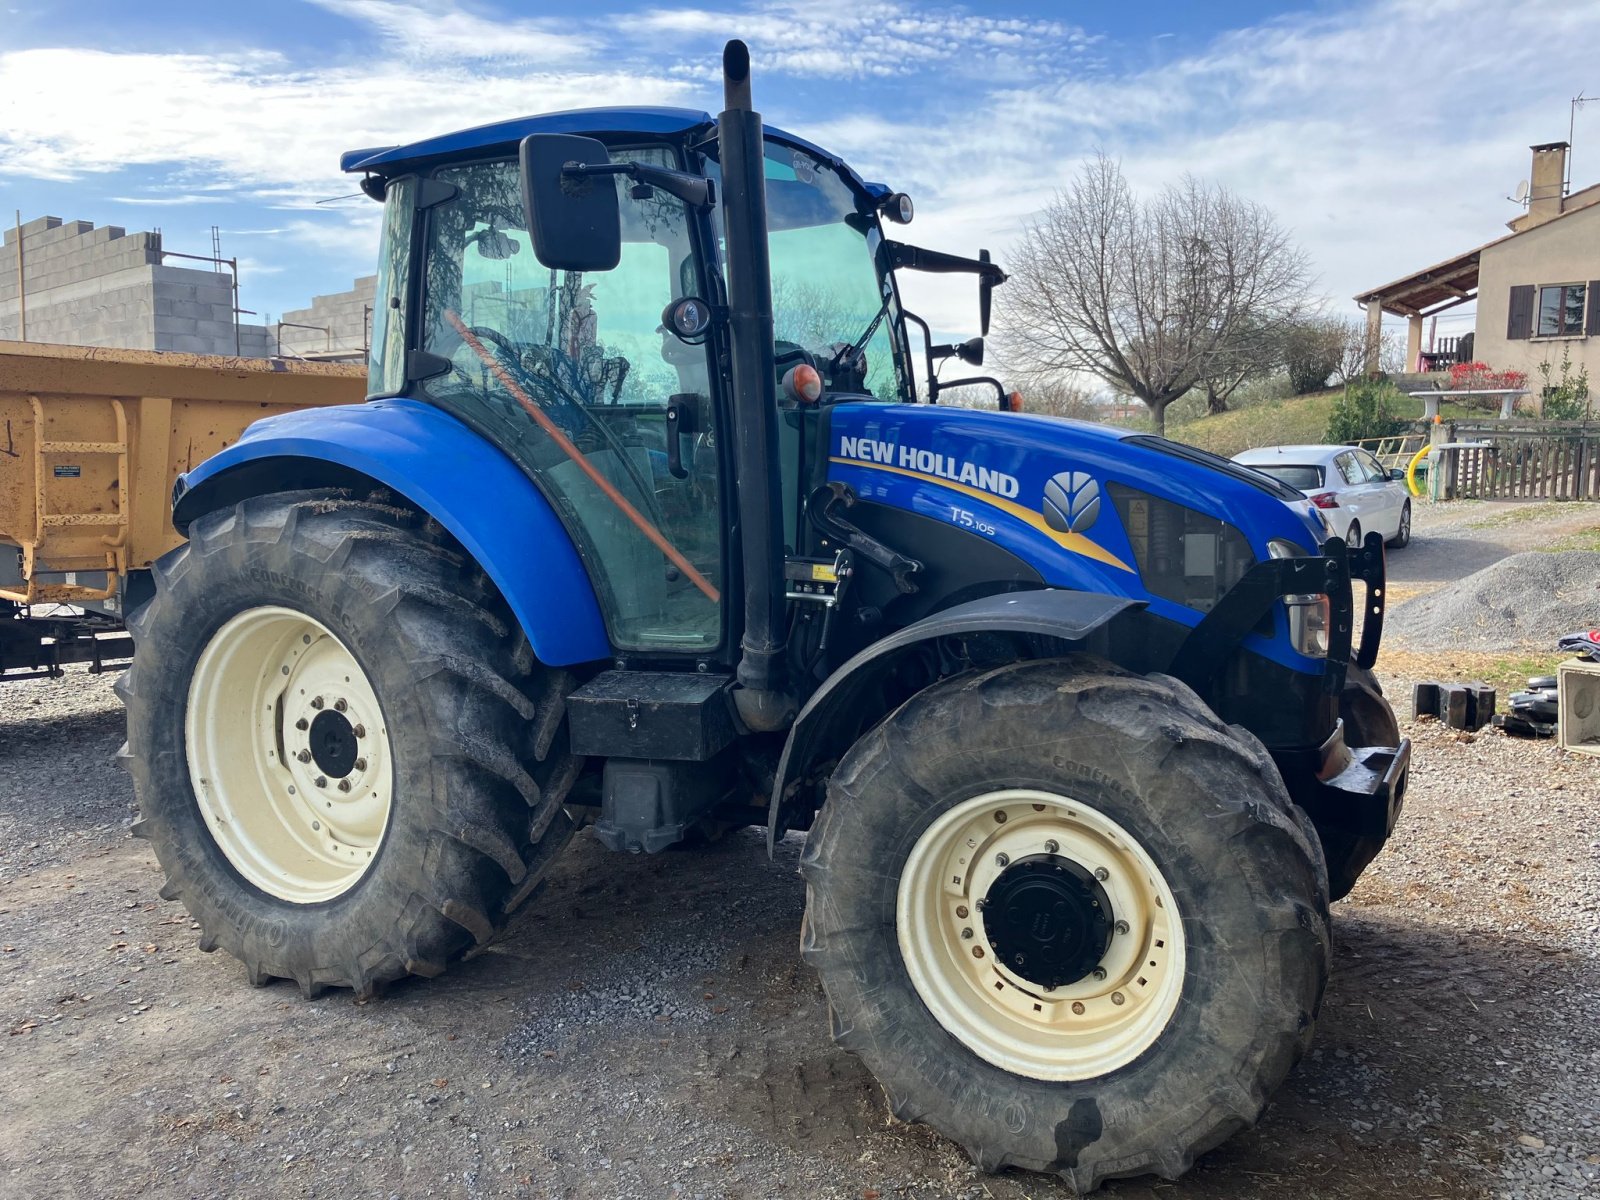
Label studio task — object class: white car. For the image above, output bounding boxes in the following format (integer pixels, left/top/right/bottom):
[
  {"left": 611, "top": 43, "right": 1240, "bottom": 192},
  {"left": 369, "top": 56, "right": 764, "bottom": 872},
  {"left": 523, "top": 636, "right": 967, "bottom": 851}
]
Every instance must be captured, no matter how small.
[{"left": 1233, "top": 444, "right": 1412, "bottom": 549}]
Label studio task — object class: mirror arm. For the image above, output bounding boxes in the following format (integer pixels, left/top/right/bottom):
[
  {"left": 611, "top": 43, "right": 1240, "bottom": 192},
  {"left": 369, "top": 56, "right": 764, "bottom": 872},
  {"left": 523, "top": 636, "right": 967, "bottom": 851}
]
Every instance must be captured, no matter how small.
[
  {"left": 900, "top": 308, "right": 941, "bottom": 404},
  {"left": 883, "top": 240, "right": 1007, "bottom": 282},
  {"left": 563, "top": 160, "right": 716, "bottom": 211},
  {"left": 936, "top": 375, "right": 1007, "bottom": 405}
]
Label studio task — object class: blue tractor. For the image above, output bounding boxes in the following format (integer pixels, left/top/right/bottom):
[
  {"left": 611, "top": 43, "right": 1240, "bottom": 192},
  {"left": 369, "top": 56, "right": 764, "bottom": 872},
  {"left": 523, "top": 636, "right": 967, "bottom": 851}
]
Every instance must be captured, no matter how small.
[{"left": 121, "top": 42, "right": 1410, "bottom": 1190}]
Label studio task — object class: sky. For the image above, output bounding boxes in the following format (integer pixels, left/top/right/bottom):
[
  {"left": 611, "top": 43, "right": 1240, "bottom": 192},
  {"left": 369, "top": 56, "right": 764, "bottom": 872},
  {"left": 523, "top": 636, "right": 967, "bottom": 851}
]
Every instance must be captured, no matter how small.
[{"left": 2, "top": 0, "right": 1598, "bottom": 349}]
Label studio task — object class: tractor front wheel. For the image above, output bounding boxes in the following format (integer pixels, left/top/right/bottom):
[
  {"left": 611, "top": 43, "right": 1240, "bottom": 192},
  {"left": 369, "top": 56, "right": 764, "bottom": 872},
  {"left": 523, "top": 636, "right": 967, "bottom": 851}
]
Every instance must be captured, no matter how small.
[
  {"left": 119, "top": 491, "right": 579, "bottom": 997},
  {"left": 800, "top": 659, "right": 1329, "bottom": 1192}
]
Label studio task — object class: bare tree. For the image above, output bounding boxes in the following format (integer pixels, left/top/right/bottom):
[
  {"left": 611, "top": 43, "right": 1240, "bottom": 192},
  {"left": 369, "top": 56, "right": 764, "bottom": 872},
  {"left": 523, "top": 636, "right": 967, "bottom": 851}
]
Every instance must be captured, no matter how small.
[
  {"left": 1000, "top": 154, "right": 1312, "bottom": 434},
  {"left": 1195, "top": 317, "right": 1278, "bottom": 414}
]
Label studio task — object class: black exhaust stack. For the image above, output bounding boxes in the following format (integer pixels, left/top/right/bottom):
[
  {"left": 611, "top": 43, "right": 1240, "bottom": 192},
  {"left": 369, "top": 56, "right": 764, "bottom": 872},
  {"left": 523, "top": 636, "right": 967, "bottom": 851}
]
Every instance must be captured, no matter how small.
[{"left": 719, "top": 40, "right": 792, "bottom": 731}]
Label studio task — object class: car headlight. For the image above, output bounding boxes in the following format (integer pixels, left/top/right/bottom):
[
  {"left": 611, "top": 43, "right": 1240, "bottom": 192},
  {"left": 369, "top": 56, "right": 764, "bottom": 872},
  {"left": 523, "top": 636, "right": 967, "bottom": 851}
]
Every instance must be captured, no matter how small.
[{"left": 1268, "top": 539, "right": 1329, "bottom": 658}]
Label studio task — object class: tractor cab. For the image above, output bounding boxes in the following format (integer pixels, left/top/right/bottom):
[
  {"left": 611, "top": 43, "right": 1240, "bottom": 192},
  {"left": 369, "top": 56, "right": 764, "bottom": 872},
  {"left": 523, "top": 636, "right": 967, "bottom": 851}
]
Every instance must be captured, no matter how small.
[{"left": 342, "top": 106, "right": 996, "bottom": 665}]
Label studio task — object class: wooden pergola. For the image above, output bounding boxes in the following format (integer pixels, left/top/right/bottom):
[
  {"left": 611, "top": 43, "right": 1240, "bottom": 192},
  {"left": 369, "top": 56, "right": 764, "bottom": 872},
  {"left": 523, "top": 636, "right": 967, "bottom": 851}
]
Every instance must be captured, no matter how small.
[{"left": 1353, "top": 234, "right": 1508, "bottom": 370}]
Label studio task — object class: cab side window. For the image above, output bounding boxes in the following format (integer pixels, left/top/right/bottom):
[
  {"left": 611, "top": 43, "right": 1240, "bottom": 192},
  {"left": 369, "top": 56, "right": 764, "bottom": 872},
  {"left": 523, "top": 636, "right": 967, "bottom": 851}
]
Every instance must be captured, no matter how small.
[{"left": 416, "top": 154, "right": 724, "bottom": 653}]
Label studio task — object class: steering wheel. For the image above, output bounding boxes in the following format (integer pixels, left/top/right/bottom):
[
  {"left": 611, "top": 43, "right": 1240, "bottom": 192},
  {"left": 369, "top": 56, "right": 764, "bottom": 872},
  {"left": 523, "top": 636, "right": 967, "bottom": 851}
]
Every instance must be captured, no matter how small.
[{"left": 466, "top": 325, "right": 517, "bottom": 358}]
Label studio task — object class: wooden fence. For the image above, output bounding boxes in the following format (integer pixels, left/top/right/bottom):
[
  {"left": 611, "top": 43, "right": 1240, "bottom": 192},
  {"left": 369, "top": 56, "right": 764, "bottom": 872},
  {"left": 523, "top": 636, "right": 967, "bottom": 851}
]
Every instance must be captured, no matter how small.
[{"left": 1446, "top": 421, "right": 1600, "bottom": 501}]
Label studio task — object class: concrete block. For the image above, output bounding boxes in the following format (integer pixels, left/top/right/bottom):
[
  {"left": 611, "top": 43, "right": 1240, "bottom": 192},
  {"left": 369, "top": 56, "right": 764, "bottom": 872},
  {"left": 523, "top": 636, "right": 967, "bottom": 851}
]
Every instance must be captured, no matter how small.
[
  {"left": 154, "top": 314, "right": 199, "bottom": 336},
  {"left": 20, "top": 216, "right": 63, "bottom": 239}
]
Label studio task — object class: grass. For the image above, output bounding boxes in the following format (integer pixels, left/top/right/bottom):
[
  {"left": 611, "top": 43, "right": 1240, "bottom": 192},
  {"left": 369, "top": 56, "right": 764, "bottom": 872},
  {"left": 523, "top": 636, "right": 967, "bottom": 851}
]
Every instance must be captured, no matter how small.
[
  {"left": 1547, "top": 526, "right": 1600, "bottom": 551},
  {"left": 1160, "top": 389, "right": 1483, "bottom": 459},
  {"left": 1376, "top": 649, "right": 1569, "bottom": 693}
]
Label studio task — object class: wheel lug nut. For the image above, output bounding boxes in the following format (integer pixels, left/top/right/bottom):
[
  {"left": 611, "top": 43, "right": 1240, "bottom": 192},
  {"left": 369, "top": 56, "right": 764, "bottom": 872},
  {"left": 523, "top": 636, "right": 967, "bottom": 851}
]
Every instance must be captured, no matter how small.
[
  {"left": 296, "top": 750, "right": 312, "bottom": 763},
  {"left": 1111, "top": 992, "right": 1126, "bottom": 1006},
  {"left": 1045, "top": 839, "right": 1059, "bottom": 854},
  {"left": 315, "top": 776, "right": 327, "bottom": 788},
  {"left": 334, "top": 698, "right": 348, "bottom": 713},
  {"left": 975, "top": 898, "right": 986, "bottom": 911},
  {"left": 995, "top": 852, "right": 1010, "bottom": 868},
  {"left": 960, "top": 927, "right": 974, "bottom": 940},
  {"left": 354, "top": 757, "right": 367, "bottom": 772},
  {"left": 310, "top": 696, "right": 325, "bottom": 710},
  {"left": 955, "top": 904, "right": 968, "bottom": 919},
  {"left": 295, "top": 718, "right": 309, "bottom": 732},
  {"left": 1094, "top": 867, "right": 1110, "bottom": 881},
  {"left": 1115, "top": 920, "right": 1130, "bottom": 935},
  {"left": 993, "top": 811, "right": 1007, "bottom": 824},
  {"left": 1092, "top": 967, "right": 1107, "bottom": 981},
  {"left": 338, "top": 779, "right": 352, "bottom": 792},
  {"left": 354, "top": 724, "right": 366, "bottom": 739}
]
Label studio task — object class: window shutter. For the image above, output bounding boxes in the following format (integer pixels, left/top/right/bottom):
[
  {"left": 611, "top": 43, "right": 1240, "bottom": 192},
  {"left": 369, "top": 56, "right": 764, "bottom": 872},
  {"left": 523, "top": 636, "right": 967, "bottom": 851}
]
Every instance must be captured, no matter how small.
[
  {"left": 1507, "top": 285, "right": 1535, "bottom": 340},
  {"left": 1587, "top": 282, "right": 1600, "bottom": 337}
]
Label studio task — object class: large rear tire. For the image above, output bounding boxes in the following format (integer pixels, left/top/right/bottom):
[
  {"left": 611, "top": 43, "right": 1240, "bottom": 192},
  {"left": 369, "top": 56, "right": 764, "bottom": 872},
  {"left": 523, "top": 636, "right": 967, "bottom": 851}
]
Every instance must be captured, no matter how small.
[
  {"left": 800, "top": 658, "right": 1329, "bottom": 1192},
  {"left": 118, "top": 491, "right": 580, "bottom": 997}
]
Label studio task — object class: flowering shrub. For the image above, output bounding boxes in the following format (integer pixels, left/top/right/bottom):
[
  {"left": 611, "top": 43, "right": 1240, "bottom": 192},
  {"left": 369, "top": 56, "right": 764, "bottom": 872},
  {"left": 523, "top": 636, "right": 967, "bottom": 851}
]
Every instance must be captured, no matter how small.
[{"left": 1447, "top": 361, "right": 1528, "bottom": 391}]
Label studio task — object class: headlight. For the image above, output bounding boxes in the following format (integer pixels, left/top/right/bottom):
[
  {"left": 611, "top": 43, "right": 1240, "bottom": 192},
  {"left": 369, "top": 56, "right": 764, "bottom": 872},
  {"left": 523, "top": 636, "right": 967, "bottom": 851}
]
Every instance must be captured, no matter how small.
[{"left": 1268, "top": 539, "right": 1329, "bottom": 658}]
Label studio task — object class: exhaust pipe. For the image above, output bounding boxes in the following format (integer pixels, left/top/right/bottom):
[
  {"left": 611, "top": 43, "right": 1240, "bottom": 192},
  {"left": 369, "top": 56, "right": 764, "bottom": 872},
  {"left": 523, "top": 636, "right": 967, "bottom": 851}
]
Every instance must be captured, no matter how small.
[{"left": 719, "top": 39, "right": 793, "bottom": 731}]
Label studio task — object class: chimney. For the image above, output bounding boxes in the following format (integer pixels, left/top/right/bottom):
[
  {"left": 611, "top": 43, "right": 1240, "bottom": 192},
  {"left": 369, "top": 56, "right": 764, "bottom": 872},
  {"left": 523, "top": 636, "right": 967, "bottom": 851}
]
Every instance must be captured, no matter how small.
[{"left": 1526, "top": 141, "right": 1568, "bottom": 226}]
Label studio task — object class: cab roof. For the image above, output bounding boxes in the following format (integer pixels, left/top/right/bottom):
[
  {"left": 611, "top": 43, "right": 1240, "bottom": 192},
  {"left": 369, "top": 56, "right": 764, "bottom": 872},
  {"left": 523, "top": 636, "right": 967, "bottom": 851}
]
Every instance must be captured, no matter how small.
[{"left": 340, "top": 105, "right": 888, "bottom": 200}]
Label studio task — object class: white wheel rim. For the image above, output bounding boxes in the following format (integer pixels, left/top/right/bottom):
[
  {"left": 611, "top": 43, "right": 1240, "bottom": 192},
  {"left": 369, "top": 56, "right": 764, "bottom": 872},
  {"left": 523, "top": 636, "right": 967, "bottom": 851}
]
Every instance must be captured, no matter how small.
[
  {"left": 897, "top": 789, "right": 1186, "bottom": 1081},
  {"left": 185, "top": 606, "right": 394, "bottom": 903}
]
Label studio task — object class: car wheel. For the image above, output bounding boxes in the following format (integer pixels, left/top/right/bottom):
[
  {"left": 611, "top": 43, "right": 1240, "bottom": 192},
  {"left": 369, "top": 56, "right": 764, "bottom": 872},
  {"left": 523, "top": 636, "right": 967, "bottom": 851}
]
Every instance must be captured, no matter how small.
[{"left": 1386, "top": 502, "right": 1411, "bottom": 549}]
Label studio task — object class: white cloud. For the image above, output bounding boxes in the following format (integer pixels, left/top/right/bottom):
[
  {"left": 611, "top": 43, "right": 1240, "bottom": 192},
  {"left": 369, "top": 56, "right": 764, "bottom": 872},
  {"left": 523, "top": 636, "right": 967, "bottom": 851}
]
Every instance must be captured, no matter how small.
[
  {"left": 306, "top": 0, "right": 599, "bottom": 63},
  {"left": 108, "top": 193, "right": 229, "bottom": 205},
  {"left": 3, "top": 0, "right": 1597, "bottom": 347}
]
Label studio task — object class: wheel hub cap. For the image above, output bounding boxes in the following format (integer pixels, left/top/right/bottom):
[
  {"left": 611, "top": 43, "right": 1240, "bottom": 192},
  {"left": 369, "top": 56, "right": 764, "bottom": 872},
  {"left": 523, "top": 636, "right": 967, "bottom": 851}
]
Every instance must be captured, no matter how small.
[
  {"left": 982, "top": 855, "right": 1112, "bottom": 989},
  {"left": 308, "top": 709, "right": 359, "bottom": 778}
]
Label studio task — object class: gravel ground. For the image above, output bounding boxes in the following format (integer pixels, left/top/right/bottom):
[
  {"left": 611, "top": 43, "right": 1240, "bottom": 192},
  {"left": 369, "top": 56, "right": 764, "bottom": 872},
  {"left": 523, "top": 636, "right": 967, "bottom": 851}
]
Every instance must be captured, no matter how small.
[{"left": 3, "top": 499, "right": 1598, "bottom": 1198}]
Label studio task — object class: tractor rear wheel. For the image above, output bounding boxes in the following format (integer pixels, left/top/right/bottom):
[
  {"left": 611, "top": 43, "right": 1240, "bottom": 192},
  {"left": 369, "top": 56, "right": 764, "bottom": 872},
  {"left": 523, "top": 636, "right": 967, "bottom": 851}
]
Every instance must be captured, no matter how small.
[
  {"left": 800, "top": 658, "right": 1329, "bottom": 1192},
  {"left": 119, "top": 490, "right": 579, "bottom": 997}
]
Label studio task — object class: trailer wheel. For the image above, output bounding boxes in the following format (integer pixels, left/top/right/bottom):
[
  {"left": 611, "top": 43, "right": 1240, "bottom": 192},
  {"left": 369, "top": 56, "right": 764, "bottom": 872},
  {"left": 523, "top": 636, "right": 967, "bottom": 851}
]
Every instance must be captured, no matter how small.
[
  {"left": 119, "top": 491, "right": 579, "bottom": 997},
  {"left": 801, "top": 658, "right": 1328, "bottom": 1192},
  {"left": 1320, "top": 663, "right": 1401, "bottom": 900}
]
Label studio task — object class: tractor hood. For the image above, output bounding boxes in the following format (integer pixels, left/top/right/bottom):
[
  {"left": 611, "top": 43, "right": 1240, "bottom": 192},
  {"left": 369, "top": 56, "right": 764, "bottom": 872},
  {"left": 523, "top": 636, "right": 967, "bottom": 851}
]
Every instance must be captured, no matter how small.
[{"left": 823, "top": 402, "right": 1331, "bottom": 631}]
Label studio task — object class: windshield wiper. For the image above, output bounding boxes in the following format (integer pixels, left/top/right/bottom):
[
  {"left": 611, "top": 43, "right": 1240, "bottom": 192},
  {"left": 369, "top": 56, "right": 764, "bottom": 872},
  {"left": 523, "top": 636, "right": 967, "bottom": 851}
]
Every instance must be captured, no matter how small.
[{"left": 829, "top": 297, "right": 891, "bottom": 380}]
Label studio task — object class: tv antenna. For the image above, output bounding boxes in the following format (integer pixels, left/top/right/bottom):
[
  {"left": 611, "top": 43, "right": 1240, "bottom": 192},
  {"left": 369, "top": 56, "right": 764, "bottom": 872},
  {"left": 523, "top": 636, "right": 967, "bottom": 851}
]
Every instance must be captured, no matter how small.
[{"left": 1570, "top": 90, "right": 1597, "bottom": 195}]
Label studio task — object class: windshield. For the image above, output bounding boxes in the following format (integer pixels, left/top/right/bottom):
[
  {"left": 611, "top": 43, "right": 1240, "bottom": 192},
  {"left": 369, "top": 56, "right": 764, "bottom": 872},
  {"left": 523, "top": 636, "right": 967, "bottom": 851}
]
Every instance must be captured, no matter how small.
[{"left": 707, "top": 140, "right": 909, "bottom": 402}]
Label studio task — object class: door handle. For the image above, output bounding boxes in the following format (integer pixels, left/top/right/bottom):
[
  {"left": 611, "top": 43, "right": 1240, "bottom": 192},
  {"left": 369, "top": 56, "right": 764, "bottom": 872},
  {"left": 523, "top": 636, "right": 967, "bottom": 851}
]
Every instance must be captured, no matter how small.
[{"left": 666, "top": 393, "right": 699, "bottom": 480}]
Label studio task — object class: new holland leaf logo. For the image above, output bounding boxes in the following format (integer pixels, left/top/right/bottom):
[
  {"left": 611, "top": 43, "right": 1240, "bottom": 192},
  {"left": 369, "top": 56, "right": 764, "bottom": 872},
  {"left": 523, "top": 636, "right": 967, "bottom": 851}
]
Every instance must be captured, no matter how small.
[{"left": 1043, "top": 471, "right": 1101, "bottom": 534}]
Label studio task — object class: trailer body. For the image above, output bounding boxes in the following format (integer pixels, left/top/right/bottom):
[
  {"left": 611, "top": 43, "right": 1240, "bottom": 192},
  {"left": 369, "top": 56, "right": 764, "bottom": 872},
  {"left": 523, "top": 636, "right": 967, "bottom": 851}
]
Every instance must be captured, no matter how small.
[{"left": 0, "top": 340, "right": 363, "bottom": 676}]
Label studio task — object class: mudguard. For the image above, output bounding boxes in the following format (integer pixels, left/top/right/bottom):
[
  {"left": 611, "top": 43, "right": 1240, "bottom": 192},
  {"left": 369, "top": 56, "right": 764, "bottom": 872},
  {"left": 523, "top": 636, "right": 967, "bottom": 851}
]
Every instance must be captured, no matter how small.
[
  {"left": 767, "top": 588, "right": 1139, "bottom": 851},
  {"left": 171, "top": 397, "right": 611, "bottom": 667}
]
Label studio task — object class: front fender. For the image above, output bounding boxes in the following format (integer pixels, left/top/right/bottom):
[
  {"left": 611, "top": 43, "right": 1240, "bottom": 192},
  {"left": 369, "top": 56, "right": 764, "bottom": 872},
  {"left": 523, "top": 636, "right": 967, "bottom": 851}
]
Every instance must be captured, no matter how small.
[
  {"left": 172, "top": 397, "right": 611, "bottom": 667},
  {"left": 768, "top": 588, "right": 1140, "bottom": 851}
]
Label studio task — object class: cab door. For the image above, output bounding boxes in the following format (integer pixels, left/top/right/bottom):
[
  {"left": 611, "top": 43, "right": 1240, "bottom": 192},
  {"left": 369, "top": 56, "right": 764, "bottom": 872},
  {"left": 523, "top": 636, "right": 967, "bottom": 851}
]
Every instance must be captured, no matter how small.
[{"left": 414, "top": 152, "right": 726, "bottom": 655}]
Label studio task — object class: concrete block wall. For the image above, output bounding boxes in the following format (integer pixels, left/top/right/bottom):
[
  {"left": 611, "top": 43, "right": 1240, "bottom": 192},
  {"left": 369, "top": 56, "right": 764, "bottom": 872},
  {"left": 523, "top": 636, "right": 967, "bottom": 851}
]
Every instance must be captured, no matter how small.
[
  {"left": 277, "top": 275, "right": 376, "bottom": 360},
  {"left": 0, "top": 214, "right": 274, "bottom": 357},
  {"left": 0, "top": 216, "right": 163, "bottom": 347}
]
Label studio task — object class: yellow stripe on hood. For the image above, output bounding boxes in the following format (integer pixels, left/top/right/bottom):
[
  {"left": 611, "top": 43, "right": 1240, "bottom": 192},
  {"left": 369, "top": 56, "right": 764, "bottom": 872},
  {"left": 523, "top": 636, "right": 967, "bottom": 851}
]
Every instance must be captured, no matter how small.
[{"left": 828, "top": 457, "right": 1134, "bottom": 574}]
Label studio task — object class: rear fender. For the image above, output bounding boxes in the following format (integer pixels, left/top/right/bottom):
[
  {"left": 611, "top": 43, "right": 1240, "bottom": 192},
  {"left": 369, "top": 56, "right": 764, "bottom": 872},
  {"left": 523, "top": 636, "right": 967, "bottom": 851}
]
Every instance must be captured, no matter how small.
[
  {"left": 767, "top": 589, "right": 1139, "bottom": 851},
  {"left": 172, "top": 398, "right": 610, "bottom": 667}
]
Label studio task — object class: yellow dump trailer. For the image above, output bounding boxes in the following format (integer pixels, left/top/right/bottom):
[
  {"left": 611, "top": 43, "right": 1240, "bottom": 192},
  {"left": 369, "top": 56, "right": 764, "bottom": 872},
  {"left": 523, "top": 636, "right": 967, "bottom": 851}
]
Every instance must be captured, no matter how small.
[{"left": 1, "top": 340, "right": 365, "bottom": 677}]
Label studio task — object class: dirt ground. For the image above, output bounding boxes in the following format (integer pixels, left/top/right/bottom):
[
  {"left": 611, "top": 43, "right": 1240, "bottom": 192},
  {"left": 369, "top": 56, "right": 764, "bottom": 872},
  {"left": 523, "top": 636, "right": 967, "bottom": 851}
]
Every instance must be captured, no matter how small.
[{"left": 3, "top": 499, "right": 1598, "bottom": 1200}]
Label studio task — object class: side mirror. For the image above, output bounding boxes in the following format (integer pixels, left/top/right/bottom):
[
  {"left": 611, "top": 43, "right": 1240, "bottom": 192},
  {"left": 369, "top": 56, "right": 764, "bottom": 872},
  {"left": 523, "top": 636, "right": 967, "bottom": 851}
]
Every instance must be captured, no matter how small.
[
  {"left": 1388, "top": 466, "right": 1406, "bottom": 481},
  {"left": 978, "top": 248, "right": 994, "bottom": 335},
  {"left": 520, "top": 133, "right": 621, "bottom": 272}
]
